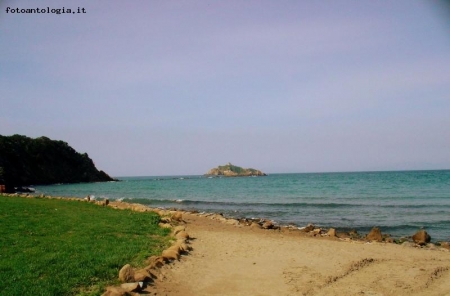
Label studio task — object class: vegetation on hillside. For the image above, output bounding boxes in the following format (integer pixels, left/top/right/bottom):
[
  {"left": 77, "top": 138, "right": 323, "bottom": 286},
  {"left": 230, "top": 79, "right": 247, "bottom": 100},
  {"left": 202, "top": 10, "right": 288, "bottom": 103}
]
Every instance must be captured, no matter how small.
[{"left": 0, "top": 135, "right": 115, "bottom": 192}]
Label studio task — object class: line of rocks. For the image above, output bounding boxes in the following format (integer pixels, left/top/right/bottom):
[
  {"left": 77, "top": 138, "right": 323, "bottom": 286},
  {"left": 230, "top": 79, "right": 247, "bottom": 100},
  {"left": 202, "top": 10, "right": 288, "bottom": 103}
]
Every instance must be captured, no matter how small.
[
  {"left": 3, "top": 193, "right": 449, "bottom": 251},
  {"left": 103, "top": 218, "right": 191, "bottom": 296},
  {"left": 102, "top": 203, "right": 192, "bottom": 296},
  {"left": 178, "top": 210, "right": 450, "bottom": 252}
]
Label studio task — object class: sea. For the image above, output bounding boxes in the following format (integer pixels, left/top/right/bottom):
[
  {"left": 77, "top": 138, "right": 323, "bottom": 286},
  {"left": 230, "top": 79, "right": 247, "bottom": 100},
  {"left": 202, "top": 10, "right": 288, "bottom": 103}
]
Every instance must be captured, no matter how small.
[{"left": 33, "top": 170, "right": 450, "bottom": 242}]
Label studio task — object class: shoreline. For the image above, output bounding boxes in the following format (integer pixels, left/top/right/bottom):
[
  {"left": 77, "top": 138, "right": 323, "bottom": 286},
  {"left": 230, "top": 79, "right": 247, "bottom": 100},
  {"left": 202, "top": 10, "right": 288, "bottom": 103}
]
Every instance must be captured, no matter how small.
[
  {"left": 3, "top": 192, "right": 447, "bottom": 245},
  {"left": 3, "top": 193, "right": 450, "bottom": 295},
  {"left": 127, "top": 199, "right": 444, "bottom": 245},
  {"left": 26, "top": 170, "right": 450, "bottom": 242},
  {"left": 154, "top": 209, "right": 450, "bottom": 296}
]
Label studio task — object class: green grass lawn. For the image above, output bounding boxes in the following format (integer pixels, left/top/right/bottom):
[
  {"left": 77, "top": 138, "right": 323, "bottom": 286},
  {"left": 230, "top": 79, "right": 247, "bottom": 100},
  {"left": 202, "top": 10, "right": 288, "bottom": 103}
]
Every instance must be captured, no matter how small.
[{"left": 0, "top": 195, "right": 171, "bottom": 295}]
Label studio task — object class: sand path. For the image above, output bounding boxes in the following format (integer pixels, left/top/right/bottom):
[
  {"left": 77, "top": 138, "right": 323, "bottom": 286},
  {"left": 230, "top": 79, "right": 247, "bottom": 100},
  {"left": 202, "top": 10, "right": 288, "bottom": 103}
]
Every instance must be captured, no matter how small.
[{"left": 154, "top": 213, "right": 450, "bottom": 296}]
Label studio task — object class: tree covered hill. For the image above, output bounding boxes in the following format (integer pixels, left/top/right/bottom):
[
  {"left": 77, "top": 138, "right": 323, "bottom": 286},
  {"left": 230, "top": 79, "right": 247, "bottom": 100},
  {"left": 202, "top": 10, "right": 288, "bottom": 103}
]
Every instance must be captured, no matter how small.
[{"left": 0, "top": 135, "right": 115, "bottom": 192}]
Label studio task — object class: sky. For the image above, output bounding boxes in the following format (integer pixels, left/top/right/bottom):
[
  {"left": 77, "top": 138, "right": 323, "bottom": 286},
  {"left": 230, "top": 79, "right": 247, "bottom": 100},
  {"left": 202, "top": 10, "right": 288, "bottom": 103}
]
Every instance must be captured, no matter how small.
[{"left": 1, "top": 0, "right": 450, "bottom": 176}]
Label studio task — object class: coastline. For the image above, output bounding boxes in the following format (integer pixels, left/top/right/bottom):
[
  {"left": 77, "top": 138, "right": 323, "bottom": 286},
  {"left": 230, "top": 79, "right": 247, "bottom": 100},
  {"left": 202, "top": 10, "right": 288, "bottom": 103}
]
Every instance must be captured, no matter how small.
[
  {"left": 154, "top": 210, "right": 450, "bottom": 296},
  {"left": 32, "top": 170, "right": 450, "bottom": 242},
  {"left": 3, "top": 193, "right": 450, "bottom": 295},
  {"left": 5, "top": 191, "right": 445, "bottom": 244}
]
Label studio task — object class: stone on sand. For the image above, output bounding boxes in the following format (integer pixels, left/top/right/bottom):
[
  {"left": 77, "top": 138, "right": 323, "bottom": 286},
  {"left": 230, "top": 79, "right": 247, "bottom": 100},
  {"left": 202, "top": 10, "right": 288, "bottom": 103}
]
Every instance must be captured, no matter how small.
[
  {"left": 412, "top": 230, "right": 431, "bottom": 245},
  {"left": 366, "top": 227, "right": 383, "bottom": 242}
]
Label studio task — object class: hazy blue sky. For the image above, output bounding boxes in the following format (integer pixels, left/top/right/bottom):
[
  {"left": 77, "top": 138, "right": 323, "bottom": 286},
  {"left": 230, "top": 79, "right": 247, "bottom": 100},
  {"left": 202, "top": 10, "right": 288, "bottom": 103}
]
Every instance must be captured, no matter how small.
[{"left": 1, "top": 0, "right": 449, "bottom": 176}]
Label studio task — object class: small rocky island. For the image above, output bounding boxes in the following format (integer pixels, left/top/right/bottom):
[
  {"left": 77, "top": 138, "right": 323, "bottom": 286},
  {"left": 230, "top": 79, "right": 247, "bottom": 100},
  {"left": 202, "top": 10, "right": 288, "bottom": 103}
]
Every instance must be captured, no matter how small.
[
  {"left": 205, "top": 163, "right": 267, "bottom": 177},
  {"left": 0, "top": 134, "right": 116, "bottom": 193}
]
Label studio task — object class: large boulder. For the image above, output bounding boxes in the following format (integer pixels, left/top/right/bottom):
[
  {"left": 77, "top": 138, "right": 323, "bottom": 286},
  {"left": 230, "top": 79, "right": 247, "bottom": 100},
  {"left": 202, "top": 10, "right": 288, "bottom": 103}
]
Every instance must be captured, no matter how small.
[
  {"left": 366, "top": 227, "right": 383, "bottom": 242},
  {"left": 412, "top": 230, "right": 431, "bottom": 245},
  {"left": 118, "top": 264, "right": 135, "bottom": 283}
]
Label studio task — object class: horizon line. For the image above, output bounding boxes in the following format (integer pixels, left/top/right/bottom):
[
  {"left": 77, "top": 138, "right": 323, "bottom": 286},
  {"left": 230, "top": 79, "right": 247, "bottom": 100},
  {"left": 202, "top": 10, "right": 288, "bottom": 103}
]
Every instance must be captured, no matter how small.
[{"left": 113, "top": 168, "right": 450, "bottom": 178}]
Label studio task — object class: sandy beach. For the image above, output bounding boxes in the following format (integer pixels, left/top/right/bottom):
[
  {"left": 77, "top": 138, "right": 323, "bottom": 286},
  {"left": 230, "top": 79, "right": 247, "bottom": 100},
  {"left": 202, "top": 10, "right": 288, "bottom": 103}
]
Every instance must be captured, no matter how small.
[{"left": 152, "top": 212, "right": 450, "bottom": 296}]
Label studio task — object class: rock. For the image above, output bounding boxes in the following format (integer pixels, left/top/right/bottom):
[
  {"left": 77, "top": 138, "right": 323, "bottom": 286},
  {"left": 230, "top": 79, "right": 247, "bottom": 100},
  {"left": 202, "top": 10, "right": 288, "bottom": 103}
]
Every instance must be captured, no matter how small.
[
  {"left": 173, "top": 225, "right": 186, "bottom": 235},
  {"left": 134, "top": 269, "right": 152, "bottom": 282},
  {"left": 176, "top": 241, "right": 190, "bottom": 253},
  {"left": 171, "top": 211, "right": 183, "bottom": 222},
  {"left": 158, "top": 210, "right": 168, "bottom": 216},
  {"left": 366, "top": 227, "right": 383, "bottom": 242},
  {"left": 211, "top": 213, "right": 223, "bottom": 219},
  {"left": 440, "top": 242, "right": 450, "bottom": 250},
  {"left": 250, "top": 222, "right": 262, "bottom": 229},
  {"left": 210, "top": 214, "right": 227, "bottom": 222},
  {"left": 412, "top": 230, "right": 431, "bottom": 245},
  {"left": 312, "top": 228, "right": 322, "bottom": 235},
  {"left": 327, "top": 228, "right": 337, "bottom": 237},
  {"left": 132, "top": 205, "right": 147, "bottom": 212},
  {"left": 158, "top": 223, "right": 172, "bottom": 229},
  {"left": 262, "top": 221, "right": 274, "bottom": 229},
  {"left": 102, "top": 286, "right": 131, "bottom": 296},
  {"left": 226, "top": 219, "right": 240, "bottom": 226},
  {"left": 175, "top": 230, "right": 189, "bottom": 240},
  {"left": 120, "top": 282, "right": 141, "bottom": 292},
  {"left": 118, "top": 264, "right": 135, "bottom": 283},
  {"left": 162, "top": 249, "right": 179, "bottom": 261},
  {"left": 145, "top": 256, "right": 165, "bottom": 269},
  {"left": 176, "top": 237, "right": 188, "bottom": 244},
  {"left": 301, "top": 223, "right": 315, "bottom": 232},
  {"left": 160, "top": 216, "right": 171, "bottom": 223},
  {"left": 349, "top": 229, "right": 359, "bottom": 238},
  {"left": 168, "top": 245, "right": 181, "bottom": 254},
  {"left": 385, "top": 237, "right": 395, "bottom": 243}
]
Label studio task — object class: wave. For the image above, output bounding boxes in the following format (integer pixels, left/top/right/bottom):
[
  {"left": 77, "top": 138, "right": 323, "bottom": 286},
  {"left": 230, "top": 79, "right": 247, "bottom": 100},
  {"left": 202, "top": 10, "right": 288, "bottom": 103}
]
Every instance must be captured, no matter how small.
[
  {"left": 118, "top": 198, "right": 365, "bottom": 208},
  {"left": 117, "top": 197, "right": 448, "bottom": 210}
]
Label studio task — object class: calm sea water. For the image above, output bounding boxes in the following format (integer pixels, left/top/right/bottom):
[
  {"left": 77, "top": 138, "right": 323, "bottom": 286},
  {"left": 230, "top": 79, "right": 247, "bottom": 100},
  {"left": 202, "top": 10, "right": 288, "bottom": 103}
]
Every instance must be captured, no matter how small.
[{"left": 34, "top": 170, "right": 450, "bottom": 241}]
